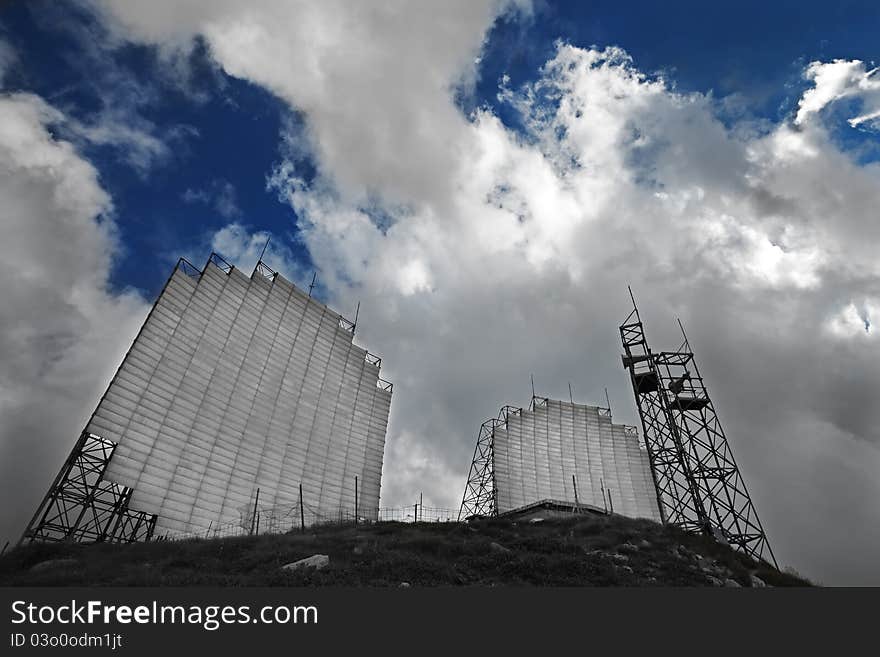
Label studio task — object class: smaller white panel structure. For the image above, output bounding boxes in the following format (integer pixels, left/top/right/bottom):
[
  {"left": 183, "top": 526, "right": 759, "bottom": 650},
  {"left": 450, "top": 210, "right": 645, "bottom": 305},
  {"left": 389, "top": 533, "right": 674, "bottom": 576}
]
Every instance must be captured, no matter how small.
[{"left": 492, "top": 398, "right": 661, "bottom": 521}]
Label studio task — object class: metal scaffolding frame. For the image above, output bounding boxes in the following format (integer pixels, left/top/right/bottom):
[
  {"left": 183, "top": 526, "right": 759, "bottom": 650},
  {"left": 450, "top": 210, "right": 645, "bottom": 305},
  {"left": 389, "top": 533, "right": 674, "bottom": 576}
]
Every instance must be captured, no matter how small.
[
  {"left": 20, "top": 432, "right": 156, "bottom": 544},
  {"left": 619, "top": 292, "right": 777, "bottom": 567},
  {"left": 458, "top": 405, "right": 523, "bottom": 520}
]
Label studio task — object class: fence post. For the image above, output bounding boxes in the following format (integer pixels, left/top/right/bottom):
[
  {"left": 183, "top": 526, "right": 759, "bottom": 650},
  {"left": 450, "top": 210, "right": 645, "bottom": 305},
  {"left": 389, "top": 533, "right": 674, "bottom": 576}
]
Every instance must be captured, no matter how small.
[
  {"left": 355, "top": 476, "right": 358, "bottom": 525},
  {"left": 299, "top": 483, "right": 305, "bottom": 533},
  {"left": 419, "top": 492, "right": 423, "bottom": 522},
  {"left": 249, "top": 488, "right": 260, "bottom": 536}
]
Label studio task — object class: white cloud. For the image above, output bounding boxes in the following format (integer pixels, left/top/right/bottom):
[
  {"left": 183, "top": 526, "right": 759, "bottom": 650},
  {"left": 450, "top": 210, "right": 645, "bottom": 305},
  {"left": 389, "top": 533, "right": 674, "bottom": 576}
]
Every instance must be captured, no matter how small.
[
  {"left": 93, "top": 0, "right": 530, "bottom": 206},
  {"left": 31, "top": 4, "right": 200, "bottom": 176},
  {"left": 183, "top": 179, "right": 242, "bottom": 218},
  {"left": 0, "top": 91, "right": 149, "bottom": 545},
  {"left": 826, "top": 300, "right": 877, "bottom": 339},
  {"left": 88, "top": 3, "right": 880, "bottom": 584},
  {"left": 202, "top": 221, "right": 311, "bottom": 289},
  {"left": 795, "top": 59, "right": 880, "bottom": 129},
  {"left": 70, "top": 116, "right": 175, "bottom": 174}
]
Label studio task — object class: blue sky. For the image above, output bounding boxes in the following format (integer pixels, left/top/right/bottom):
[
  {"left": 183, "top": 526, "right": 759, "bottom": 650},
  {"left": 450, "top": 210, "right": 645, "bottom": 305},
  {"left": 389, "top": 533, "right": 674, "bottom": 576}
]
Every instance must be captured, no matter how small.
[
  {"left": 477, "top": 1, "right": 878, "bottom": 126},
  {"left": 2, "top": 2, "right": 300, "bottom": 296},
  {"left": 2, "top": 1, "right": 877, "bottom": 297},
  {"left": 2, "top": 1, "right": 880, "bottom": 584}
]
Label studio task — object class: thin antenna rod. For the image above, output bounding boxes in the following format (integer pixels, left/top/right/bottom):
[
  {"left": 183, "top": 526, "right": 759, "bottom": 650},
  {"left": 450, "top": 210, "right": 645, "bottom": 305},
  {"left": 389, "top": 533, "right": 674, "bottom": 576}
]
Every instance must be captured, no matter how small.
[
  {"left": 677, "top": 317, "right": 690, "bottom": 349},
  {"left": 308, "top": 271, "right": 317, "bottom": 297},
  {"left": 530, "top": 374, "right": 536, "bottom": 399},
  {"left": 605, "top": 387, "right": 612, "bottom": 416},
  {"left": 677, "top": 317, "right": 702, "bottom": 378},
  {"left": 568, "top": 382, "right": 574, "bottom": 405},
  {"left": 353, "top": 301, "right": 360, "bottom": 331},
  {"left": 628, "top": 284, "right": 641, "bottom": 322},
  {"left": 257, "top": 235, "right": 271, "bottom": 263}
]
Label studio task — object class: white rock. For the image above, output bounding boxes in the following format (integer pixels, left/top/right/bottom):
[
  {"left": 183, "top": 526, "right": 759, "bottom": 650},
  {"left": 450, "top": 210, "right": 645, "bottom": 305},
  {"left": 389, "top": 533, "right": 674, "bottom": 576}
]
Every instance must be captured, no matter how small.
[
  {"left": 29, "top": 558, "right": 78, "bottom": 573},
  {"left": 282, "top": 554, "right": 329, "bottom": 572}
]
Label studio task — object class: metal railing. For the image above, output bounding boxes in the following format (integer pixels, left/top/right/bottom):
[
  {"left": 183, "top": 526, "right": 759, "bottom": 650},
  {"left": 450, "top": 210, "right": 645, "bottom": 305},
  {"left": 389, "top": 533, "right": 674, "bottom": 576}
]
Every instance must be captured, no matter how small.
[
  {"left": 208, "top": 252, "right": 234, "bottom": 273},
  {"left": 254, "top": 260, "right": 277, "bottom": 280},
  {"left": 176, "top": 258, "right": 201, "bottom": 278}
]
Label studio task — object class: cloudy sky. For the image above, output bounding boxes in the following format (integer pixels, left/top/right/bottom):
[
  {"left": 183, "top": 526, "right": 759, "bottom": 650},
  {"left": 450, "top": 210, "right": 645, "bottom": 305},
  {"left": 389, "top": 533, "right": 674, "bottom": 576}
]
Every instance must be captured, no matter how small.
[{"left": 1, "top": 0, "right": 879, "bottom": 584}]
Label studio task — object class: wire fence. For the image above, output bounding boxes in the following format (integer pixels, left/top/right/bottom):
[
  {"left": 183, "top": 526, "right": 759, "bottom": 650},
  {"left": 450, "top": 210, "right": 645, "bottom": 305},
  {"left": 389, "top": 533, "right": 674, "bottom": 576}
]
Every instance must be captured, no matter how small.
[
  {"left": 377, "top": 506, "right": 457, "bottom": 523},
  {"left": 156, "top": 497, "right": 458, "bottom": 543}
]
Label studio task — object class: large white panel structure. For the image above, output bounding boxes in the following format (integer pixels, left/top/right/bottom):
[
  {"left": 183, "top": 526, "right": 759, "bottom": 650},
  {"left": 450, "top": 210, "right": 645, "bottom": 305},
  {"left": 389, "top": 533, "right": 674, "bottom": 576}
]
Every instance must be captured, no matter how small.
[
  {"left": 24, "top": 255, "right": 392, "bottom": 542},
  {"left": 465, "top": 398, "right": 661, "bottom": 522}
]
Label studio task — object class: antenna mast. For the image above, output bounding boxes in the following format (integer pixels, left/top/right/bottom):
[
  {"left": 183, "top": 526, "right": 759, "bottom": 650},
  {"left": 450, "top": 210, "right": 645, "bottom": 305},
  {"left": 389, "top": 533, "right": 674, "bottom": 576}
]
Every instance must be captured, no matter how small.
[
  {"left": 619, "top": 291, "right": 777, "bottom": 567},
  {"left": 257, "top": 235, "right": 271, "bottom": 263}
]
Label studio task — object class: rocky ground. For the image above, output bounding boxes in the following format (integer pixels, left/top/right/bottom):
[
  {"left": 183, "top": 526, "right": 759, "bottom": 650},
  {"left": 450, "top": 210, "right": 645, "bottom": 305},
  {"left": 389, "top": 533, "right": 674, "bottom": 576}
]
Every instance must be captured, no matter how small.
[{"left": 0, "top": 513, "right": 811, "bottom": 586}]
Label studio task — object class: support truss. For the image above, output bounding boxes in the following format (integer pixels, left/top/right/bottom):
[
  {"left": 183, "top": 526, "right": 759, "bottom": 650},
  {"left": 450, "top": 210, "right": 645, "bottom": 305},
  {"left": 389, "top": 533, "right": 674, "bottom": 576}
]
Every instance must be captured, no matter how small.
[
  {"left": 21, "top": 432, "right": 156, "bottom": 545},
  {"left": 458, "top": 405, "right": 522, "bottom": 520},
  {"left": 620, "top": 297, "right": 777, "bottom": 567}
]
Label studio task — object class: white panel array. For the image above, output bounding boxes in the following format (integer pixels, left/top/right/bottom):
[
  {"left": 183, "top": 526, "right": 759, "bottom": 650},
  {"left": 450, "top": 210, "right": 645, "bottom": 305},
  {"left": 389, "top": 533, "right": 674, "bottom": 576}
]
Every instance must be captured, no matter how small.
[
  {"left": 493, "top": 399, "right": 661, "bottom": 521},
  {"left": 87, "top": 258, "right": 392, "bottom": 536}
]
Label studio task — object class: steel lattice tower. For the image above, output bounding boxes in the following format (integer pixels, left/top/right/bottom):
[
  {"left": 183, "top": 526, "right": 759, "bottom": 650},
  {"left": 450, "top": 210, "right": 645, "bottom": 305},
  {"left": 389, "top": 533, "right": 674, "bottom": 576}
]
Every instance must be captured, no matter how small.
[
  {"left": 22, "top": 432, "right": 157, "bottom": 543},
  {"left": 620, "top": 292, "right": 777, "bottom": 567},
  {"left": 458, "top": 406, "right": 523, "bottom": 520}
]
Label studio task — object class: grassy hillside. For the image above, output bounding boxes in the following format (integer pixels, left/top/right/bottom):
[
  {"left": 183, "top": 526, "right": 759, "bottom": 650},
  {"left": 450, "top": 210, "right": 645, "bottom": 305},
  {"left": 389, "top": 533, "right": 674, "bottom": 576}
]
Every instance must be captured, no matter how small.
[{"left": 0, "top": 513, "right": 810, "bottom": 586}]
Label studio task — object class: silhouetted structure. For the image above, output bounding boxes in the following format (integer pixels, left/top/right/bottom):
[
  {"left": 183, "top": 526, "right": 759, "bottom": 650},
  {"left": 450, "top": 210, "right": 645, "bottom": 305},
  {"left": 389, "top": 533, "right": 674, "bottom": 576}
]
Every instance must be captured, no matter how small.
[{"left": 619, "top": 291, "right": 776, "bottom": 566}]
